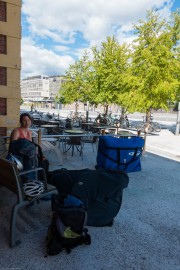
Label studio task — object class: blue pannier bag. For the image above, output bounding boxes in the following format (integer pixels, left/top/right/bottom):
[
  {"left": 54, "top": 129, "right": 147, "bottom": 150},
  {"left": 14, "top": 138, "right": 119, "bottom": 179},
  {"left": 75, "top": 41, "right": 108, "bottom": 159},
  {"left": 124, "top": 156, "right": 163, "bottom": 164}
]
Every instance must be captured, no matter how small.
[{"left": 96, "top": 136, "right": 144, "bottom": 173}]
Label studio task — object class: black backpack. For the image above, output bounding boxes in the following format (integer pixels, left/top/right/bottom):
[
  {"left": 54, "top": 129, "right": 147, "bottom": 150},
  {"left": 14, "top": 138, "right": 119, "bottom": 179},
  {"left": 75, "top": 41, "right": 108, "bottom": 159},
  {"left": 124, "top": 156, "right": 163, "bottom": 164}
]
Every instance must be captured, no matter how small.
[
  {"left": 46, "top": 194, "right": 91, "bottom": 255},
  {"left": 8, "top": 138, "right": 37, "bottom": 171},
  {"left": 8, "top": 139, "right": 49, "bottom": 180}
]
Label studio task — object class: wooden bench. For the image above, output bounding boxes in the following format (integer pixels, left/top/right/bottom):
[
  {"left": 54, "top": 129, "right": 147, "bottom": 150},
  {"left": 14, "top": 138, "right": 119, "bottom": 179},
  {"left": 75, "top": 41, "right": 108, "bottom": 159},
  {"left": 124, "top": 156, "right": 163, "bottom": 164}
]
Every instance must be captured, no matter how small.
[
  {"left": 33, "top": 134, "right": 63, "bottom": 166},
  {"left": 0, "top": 158, "right": 58, "bottom": 247}
]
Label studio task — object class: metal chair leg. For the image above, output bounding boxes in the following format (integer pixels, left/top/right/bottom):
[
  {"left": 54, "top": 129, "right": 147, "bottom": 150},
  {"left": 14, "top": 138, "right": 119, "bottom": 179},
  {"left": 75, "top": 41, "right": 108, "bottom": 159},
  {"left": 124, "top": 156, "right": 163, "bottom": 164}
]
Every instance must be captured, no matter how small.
[{"left": 10, "top": 204, "right": 22, "bottom": 247}]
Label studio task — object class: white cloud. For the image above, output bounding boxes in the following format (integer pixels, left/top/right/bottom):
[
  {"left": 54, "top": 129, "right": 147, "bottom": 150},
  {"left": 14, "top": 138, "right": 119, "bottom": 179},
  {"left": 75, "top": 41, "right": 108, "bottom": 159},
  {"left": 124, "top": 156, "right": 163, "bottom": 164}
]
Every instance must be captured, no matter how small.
[
  {"left": 53, "top": 45, "right": 70, "bottom": 52},
  {"left": 21, "top": 37, "right": 74, "bottom": 78},
  {"left": 21, "top": 0, "right": 175, "bottom": 78}
]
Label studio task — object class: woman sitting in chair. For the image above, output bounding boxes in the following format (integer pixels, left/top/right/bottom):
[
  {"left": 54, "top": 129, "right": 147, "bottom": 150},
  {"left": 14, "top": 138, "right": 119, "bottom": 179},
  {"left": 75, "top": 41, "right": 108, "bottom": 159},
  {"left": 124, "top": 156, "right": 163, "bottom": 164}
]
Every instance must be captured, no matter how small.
[
  {"left": 9, "top": 113, "right": 48, "bottom": 179},
  {"left": 10, "top": 113, "right": 33, "bottom": 142}
]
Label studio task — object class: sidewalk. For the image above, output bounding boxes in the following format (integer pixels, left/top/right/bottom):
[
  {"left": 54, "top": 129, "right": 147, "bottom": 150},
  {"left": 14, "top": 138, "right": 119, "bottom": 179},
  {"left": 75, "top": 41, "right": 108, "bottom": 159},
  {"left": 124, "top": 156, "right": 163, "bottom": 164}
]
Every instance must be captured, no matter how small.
[
  {"left": 47, "top": 129, "right": 180, "bottom": 172},
  {"left": 0, "top": 129, "right": 180, "bottom": 270},
  {"left": 145, "top": 129, "right": 180, "bottom": 162}
]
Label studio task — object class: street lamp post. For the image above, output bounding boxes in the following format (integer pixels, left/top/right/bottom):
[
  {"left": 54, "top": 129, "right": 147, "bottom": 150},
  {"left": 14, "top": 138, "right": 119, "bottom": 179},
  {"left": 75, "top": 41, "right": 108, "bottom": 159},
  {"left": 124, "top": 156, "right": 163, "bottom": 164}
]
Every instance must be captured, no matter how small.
[
  {"left": 175, "top": 102, "right": 180, "bottom": 136},
  {"left": 58, "top": 102, "right": 60, "bottom": 119},
  {"left": 86, "top": 101, "right": 89, "bottom": 122}
]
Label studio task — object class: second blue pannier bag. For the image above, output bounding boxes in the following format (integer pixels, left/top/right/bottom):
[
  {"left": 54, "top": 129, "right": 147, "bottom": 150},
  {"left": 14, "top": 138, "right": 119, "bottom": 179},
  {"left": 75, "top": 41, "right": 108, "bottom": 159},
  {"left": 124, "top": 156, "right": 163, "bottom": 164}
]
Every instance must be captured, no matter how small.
[{"left": 96, "top": 136, "right": 144, "bottom": 173}]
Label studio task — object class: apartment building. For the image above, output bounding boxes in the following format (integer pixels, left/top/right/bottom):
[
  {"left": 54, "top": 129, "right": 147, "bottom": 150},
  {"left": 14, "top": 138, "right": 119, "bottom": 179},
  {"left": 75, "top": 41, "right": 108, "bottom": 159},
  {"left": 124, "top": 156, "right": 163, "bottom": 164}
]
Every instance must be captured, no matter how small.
[
  {"left": 21, "top": 75, "right": 65, "bottom": 101},
  {"left": 0, "top": 0, "right": 21, "bottom": 136},
  {"left": 21, "top": 75, "right": 50, "bottom": 101}
]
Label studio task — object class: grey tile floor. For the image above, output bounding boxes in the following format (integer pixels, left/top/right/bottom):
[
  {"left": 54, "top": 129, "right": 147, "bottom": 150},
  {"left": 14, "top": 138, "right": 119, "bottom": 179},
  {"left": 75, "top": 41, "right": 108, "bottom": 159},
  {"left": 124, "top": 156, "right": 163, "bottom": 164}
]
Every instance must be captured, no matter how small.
[{"left": 0, "top": 129, "right": 179, "bottom": 270}]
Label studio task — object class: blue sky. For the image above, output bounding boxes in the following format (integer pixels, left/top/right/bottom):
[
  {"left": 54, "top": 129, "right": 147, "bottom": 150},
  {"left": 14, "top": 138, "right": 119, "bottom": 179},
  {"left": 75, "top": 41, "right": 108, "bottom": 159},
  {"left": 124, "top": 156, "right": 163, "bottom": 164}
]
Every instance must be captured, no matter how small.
[{"left": 21, "top": 0, "right": 179, "bottom": 79}]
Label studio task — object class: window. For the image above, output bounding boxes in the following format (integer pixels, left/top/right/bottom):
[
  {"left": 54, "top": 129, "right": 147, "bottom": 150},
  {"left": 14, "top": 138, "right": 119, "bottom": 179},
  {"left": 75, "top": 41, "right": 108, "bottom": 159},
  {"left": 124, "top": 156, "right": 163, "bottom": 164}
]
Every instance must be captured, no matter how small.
[
  {"left": 0, "top": 127, "right": 6, "bottom": 136},
  {"left": 0, "top": 35, "right": 7, "bottom": 54},
  {"left": 0, "top": 1, "right": 6, "bottom": 22},
  {"left": 0, "top": 67, "right": 7, "bottom": 85},
  {"left": 0, "top": 98, "right": 7, "bottom": 115}
]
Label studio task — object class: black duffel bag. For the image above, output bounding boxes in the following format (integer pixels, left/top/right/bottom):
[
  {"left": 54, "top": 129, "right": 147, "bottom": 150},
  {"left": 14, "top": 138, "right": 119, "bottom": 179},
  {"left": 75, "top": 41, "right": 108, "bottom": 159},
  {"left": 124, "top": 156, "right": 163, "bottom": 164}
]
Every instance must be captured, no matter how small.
[{"left": 48, "top": 168, "right": 129, "bottom": 227}]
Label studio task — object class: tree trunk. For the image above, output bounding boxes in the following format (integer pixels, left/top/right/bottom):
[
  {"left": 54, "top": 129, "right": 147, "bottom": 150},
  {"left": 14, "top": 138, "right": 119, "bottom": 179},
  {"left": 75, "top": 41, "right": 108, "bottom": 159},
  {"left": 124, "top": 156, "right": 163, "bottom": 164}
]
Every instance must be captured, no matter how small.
[
  {"left": 75, "top": 101, "right": 79, "bottom": 114},
  {"left": 146, "top": 110, "right": 151, "bottom": 123},
  {"left": 120, "top": 108, "right": 125, "bottom": 125},
  {"left": 104, "top": 104, "right": 109, "bottom": 116}
]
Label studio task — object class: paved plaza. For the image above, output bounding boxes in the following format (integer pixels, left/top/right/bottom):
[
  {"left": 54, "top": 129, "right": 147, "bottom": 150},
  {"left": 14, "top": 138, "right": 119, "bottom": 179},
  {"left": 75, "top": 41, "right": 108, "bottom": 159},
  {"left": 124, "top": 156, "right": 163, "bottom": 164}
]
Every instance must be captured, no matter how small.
[{"left": 0, "top": 111, "right": 180, "bottom": 270}]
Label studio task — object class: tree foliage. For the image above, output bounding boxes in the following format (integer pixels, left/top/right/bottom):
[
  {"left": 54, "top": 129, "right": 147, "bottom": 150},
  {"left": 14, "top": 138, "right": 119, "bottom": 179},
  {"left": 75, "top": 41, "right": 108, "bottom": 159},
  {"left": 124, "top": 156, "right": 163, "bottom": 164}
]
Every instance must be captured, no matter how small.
[
  {"left": 57, "top": 54, "right": 90, "bottom": 103},
  {"left": 20, "top": 97, "right": 24, "bottom": 105},
  {"left": 57, "top": 9, "right": 180, "bottom": 117},
  {"left": 128, "top": 10, "right": 180, "bottom": 116}
]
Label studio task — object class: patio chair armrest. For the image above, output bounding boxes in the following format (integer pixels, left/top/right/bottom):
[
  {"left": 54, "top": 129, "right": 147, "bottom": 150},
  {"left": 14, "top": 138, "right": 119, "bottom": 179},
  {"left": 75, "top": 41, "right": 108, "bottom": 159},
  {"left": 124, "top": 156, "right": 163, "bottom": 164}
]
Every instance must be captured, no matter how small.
[
  {"left": 18, "top": 167, "right": 45, "bottom": 176},
  {"left": 18, "top": 167, "right": 48, "bottom": 188}
]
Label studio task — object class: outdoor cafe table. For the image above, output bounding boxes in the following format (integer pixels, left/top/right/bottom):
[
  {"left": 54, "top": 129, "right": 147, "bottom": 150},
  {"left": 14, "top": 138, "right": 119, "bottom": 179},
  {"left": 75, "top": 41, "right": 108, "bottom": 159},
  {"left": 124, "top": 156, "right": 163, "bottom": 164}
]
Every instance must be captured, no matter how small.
[
  {"left": 81, "top": 122, "right": 95, "bottom": 131},
  {"left": 48, "top": 120, "right": 61, "bottom": 125},
  {"left": 92, "top": 125, "right": 117, "bottom": 134},
  {"left": 40, "top": 124, "right": 58, "bottom": 134},
  {"left": 40, "top": 125, "right": 58, "bottom": 128},
  {"left": 117, "top": 130, "right": 137, "bottom": 136}
]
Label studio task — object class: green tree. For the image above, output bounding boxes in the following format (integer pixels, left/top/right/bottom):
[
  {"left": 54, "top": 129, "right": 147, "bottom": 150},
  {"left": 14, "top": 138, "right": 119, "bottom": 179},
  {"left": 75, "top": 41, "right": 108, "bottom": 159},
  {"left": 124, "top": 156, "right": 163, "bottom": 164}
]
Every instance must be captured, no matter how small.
[
  {"left": 57, "top": 53, "right": 91, "bottom": 113},
  {"left": 128, "top": 9, "right": 180, "bottom": 121},
  {"left": 20, "top": 97, "right": 24, "bottom": 105},
  {"left": 89, "top": 37, "right": 131, "bottom": 115},
  {"left": 58, "top": 37, "right": 132, "bottom": 116},
  {"left": 57, "top": 10, "right": 180, "bottom": 119}
]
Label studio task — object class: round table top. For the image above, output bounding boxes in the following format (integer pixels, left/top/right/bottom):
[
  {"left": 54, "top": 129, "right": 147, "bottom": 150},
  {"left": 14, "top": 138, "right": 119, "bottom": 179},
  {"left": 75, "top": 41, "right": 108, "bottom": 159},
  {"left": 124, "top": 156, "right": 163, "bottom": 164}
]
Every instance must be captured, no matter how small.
[
  {"left": 93, "top": 125, "right": 117, "bottom": 129},
  {"left": 41, "top": 138, "right": 58, "bottom": 142},
  {"left": 82, "top": 122, "right": 95, "bottom": 125},
  {"left": 65, "top": 129, "right": 84, "bottom": 134},
  {"left": 117, "top": 131, "right": 136, "bottom": 137},
  {"left": 40, "top": 125, "right": 58, "bottom": 128},
  {"left": 48, "top": 120, "right": 60, "bottom": 123}
]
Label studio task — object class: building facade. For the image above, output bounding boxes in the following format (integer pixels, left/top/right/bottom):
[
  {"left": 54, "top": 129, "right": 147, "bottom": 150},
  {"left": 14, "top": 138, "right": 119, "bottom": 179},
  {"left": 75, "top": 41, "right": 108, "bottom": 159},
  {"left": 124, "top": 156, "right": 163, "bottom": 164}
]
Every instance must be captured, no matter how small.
[
  {"left": 0, "top": 0, "right": 21, "bottom": 136},
  {"left": 49, "top": 75, "right": 66, "bottom": 100},
  {"left": 21, "top": 75, "right": 65, "bottom": 102},
  {"left": 21, "top": 75, "right": 50, "bottom": 101}
]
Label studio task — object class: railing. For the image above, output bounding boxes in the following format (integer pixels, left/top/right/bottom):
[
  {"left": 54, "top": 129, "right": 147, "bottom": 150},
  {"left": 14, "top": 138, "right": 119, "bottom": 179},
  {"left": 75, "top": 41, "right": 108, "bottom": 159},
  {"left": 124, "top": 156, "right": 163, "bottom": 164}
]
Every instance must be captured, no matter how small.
[{"left": 2, "top": 127, "right": 140, "bottom": 148}]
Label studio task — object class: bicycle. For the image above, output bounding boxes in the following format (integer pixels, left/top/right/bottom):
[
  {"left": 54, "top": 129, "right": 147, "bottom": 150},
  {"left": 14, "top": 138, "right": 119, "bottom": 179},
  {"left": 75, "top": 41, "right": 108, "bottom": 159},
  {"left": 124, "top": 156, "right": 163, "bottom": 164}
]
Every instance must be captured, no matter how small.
[
  {"left": 113, "top": 114, "right": 130, "bottom": 128},
  {"left": 66, "top": 111, "right": 86, "bottom": 128},
  {"left": 137, "top": 115, "right": 161, "bottom": 133},
  {"left": 94, "top": 112, "right": 112, "bottom": 125}
]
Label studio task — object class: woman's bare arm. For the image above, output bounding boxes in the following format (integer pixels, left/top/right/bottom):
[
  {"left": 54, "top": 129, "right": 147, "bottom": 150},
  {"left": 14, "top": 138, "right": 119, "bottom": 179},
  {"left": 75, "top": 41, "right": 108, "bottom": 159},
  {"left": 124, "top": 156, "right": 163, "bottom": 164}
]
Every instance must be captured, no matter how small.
[{"left": 10, "top": 129, "right": 20, "bottom": 142}]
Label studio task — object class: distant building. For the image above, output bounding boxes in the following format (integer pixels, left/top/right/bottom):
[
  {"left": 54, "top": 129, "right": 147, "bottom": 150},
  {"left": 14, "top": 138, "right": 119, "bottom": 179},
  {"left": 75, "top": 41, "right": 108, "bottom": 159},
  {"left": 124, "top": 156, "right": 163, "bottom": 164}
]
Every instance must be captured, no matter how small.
[
  {"left": 21, "top": 75, "right": 65, "bottom": 101},
  {"left": 0, "top": 0, "right": 21, "bottom": 135},
  {"left": 21, "top": 75, "right": 50, "bottom": 101},
  {"left": 49, "top": 76, "right": 66, "bottom": 100}
]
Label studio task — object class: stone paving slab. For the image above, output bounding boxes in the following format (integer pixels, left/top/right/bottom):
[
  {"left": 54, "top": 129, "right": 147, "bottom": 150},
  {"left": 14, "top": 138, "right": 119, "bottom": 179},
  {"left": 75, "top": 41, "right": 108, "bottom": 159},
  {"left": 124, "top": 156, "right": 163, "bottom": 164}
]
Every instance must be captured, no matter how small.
[
  {"left": 0, "top": 128, "right": 180, "bottom": 270},
  {"left": 145, "top": 129, "right": 180, "bottom": 162}
]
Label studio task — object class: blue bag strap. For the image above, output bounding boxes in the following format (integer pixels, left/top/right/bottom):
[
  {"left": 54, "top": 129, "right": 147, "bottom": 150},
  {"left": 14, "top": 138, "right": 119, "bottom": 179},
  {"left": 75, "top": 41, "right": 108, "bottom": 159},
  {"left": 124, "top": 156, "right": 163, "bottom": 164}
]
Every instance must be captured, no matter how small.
[{"left": 98, "top": 146, "right": 140, "bottom": 170}]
